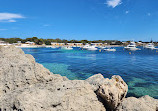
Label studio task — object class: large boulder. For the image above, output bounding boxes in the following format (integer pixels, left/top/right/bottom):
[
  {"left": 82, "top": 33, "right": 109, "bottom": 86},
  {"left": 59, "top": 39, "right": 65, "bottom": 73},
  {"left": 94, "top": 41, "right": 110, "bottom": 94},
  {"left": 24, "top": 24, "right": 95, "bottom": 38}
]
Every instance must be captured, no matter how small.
[
  {"left": 0, "top": 46, "right": 67, "bottom": 96},
  {"left": 86, "top": 74, "right": 109, "bottom": 91},
  {"left": 86, "top": 74, "right": 128, "bottom": 110},
  {"left": 0, "top": 80, "right": 106, "bottom": 111},
  {"left": 116, "top": 95, "right": 158, "bottom": 111},
  {"left": 97, "top": 75, "right": 128, "bottom": 110}
]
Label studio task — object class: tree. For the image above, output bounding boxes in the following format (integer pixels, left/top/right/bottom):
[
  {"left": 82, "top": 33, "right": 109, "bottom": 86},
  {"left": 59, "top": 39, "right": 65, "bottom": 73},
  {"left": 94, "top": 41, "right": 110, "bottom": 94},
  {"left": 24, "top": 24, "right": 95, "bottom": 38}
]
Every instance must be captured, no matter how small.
[
  {"left": 62, "top": 39, "right": 68, "bottom": 44},
  {"left": 80, "top": 40, "right": 88, "bottom": 45},
  {"left": 32, "top": 37, "right": 38, "bottom": 41},
  {"left": 45, "top": 41, "right": 51, "bottom": 45},
  {"left": 55, "top": 38, "right": 62, "bottom": 43}
]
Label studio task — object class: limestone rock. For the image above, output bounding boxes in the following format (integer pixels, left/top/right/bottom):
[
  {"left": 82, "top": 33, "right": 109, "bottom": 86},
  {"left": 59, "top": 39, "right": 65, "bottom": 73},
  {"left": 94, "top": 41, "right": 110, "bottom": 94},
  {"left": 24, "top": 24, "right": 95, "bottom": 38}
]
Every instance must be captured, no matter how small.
[
  {"left": 0, "top": 46, "right": 66, "bottom": 96},
  {"left": 86, "top": 74, "right": 109, "bottom": 91},
  {"left": 116, "top": 95, "right": 158, "bottom": 111},
  {"left": 138, "top": 95, "right": 158, "bottom": 111},
  {"left": 1, "top": 46, "right": 157, "bottom": 111},
  {"left": 0, "top": 80, "right": 106, "bottom": 111},
  {"left": 97, "top": 75, "right": 128, "bottom": 110},
  {"left": 0, "top": 46, "right": 106, "bottom": 111}
]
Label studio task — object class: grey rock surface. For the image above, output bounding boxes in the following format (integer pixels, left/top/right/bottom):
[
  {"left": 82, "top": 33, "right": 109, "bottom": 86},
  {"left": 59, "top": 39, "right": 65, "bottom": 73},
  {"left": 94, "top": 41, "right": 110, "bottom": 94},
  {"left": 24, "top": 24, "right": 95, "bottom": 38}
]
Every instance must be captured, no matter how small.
[
  {"left": 0, "top": 46, "right": 66, "bottom": 96},
  {"left": 0, "top": 46, "right": 105, "bottom": 111},
  {"left": 87, "top": 74, "right": 128, "bottom": 110},
  {"left": 86, "top": 74, "right": 109, "bottom": 91},
  {"left": 0, "top": 80, "right": 106, "bottom": 111},
  {"left": 0, "top": 46, "right": 158, "bottom": 111},
  {"left": 116, "top": 95, "right": 158, "bottom": 111}
]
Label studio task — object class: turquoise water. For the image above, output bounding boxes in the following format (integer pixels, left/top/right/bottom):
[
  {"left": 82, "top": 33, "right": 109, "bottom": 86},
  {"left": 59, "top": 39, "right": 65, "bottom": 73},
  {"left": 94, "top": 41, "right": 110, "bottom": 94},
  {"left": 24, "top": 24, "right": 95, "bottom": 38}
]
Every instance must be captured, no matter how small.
[{"left": 22, "top": 47, "right": 158, "bottom": 98}]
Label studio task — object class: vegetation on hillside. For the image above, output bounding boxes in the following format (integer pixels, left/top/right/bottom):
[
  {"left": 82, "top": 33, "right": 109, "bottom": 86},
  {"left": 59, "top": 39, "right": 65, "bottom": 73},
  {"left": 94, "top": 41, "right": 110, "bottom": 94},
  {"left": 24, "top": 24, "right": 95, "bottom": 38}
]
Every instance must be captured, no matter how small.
[{"left": 0, "top": 37, "right": 123, "bottom": 45}]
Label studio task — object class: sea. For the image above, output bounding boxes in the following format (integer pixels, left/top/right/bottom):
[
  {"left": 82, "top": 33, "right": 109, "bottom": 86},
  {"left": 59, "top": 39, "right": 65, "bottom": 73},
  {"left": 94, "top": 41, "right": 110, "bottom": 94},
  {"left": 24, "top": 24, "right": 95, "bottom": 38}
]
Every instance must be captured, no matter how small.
[{"left": 22, "top": 47, "right": 158, "bottom": 98}]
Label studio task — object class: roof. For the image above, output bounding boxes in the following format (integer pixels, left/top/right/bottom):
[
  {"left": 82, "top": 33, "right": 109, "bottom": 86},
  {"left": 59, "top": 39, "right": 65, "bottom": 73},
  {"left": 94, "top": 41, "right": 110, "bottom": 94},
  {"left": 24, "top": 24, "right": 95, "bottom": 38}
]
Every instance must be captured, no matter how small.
[{"left": 25, "top": 41, "right": 35, "bottom": 44}]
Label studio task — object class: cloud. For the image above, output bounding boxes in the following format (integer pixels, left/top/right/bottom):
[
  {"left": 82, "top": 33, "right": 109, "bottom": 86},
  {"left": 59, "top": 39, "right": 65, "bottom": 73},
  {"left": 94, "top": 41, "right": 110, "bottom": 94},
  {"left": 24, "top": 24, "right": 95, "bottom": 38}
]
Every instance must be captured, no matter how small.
[
  {"left": 0, "top": 13, "right": 25, "bottom": 22},
  {"left": 106, "top": 0, "right": 122, "bottom": 8},
  {"left": 8, "top": 20, "right": 16, "bottom": 22},
  {"left": 125, "top": 11, "right": 129, "bottom": 14}
]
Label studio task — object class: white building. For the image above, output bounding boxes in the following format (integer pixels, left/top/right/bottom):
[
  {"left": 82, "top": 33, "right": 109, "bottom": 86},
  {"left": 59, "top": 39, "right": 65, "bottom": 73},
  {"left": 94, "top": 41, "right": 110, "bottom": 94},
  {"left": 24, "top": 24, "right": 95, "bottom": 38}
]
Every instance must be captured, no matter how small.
[
  {"left": 51, "top": 42, "right": 65, "bottom": 46},
  {"left": 91, "top": 43, "right": 103, "bottom": 46},
  {"left": 74, "top": 43, "right": 83, "bottom": 47},
  {"left": 25, "top": 41, "right": 35, "bottom": 45},
  {"left": 0, "top": 41, "right": 8, "bottom": 45}
]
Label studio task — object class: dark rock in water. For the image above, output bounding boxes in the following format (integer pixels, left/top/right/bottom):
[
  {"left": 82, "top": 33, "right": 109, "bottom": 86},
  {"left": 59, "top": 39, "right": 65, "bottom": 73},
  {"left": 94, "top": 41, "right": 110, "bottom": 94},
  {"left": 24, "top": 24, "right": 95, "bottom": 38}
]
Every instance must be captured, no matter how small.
[{"left": 0, "top": 46, "right": 157, "bottom": 111}]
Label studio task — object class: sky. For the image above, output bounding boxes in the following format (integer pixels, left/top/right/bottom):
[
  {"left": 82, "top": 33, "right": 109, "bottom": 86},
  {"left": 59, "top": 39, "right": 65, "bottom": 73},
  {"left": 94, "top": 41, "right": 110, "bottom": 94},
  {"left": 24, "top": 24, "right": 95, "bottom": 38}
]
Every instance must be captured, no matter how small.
[{"left": 0, "top": 0, "right": 158, "bottom": 41}]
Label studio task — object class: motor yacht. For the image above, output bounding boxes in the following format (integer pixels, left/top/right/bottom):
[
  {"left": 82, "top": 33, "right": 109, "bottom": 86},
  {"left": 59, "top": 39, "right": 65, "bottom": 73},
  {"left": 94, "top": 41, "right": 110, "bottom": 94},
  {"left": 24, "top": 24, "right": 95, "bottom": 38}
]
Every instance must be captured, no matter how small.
[
  {"left": 87, "top": 45, "right": 98, "bottom": 51},
  {"left": 51, "top": 46, "right": 57, "bottom": 49},
  {"left": 144, "top": 43, "right": 155, "bottom": 50},
  {"left": 99, "top": 46, "right": 107, "bottom": 49},
  {"left": 82, "top": 44, "right": 90, "bottom": 50},
  {"left": 104, "top": 47, "right": 116, "bottom": 52},
  {"left": 124, "top": 42, "right": 141, "bottom": 51},
  {"left": 45, "top": 46, "right": 56, "bottom": 48}
]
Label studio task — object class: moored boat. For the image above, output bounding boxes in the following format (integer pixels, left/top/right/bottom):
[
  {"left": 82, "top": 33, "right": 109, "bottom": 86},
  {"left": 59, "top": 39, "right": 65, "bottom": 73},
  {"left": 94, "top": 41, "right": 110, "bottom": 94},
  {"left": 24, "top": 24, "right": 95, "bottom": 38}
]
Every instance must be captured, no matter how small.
[
  {"left": 87, "top": 45, "right": 98, "bottom": 51},
  {"left": 144, "top": 43, "right": 155, "bottom": 50},
  {"left": 124, "top": 42, "right": 140, "bottom": 51},
  {"left": 104, "top": 47, "right": 116, "bottom": 52},
  {"left": 82, "top": 44, "right": 91, "bottom": 50}
]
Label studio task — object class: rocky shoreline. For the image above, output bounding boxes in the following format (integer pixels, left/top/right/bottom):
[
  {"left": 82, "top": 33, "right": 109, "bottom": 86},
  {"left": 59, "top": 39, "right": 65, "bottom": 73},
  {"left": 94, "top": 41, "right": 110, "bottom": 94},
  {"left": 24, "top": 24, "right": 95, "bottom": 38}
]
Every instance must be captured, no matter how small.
[{"left": 0, "top": 46, "right": 157, "bottom": 111}]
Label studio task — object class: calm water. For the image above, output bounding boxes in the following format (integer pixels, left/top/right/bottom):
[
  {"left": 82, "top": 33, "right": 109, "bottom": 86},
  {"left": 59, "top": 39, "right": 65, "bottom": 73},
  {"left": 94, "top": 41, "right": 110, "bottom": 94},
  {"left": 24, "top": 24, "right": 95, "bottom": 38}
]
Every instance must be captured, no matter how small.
[{"left": 22, "top": 47, "right": 158, "bottom": 98}]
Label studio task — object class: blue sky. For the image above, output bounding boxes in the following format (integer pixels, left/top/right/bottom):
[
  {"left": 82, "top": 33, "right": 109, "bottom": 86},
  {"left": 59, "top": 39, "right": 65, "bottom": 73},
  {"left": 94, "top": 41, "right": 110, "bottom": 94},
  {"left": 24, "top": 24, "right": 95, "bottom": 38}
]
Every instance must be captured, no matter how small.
[{"left": 0, "top": 0, "right": 158, "bottom": 41}]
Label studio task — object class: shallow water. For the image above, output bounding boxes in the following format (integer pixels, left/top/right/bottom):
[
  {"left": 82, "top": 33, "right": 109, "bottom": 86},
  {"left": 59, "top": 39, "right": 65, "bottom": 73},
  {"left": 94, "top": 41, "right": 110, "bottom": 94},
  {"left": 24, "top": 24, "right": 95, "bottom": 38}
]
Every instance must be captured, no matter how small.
[{"left": 22, "top": 47, "right": 158, "bottom": 98}]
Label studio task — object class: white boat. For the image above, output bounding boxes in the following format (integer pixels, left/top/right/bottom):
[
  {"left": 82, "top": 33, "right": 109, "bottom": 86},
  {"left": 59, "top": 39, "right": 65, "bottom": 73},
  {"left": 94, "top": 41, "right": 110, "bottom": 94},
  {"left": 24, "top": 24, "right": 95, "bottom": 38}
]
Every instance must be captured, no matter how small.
[
  {"left": 51, "top": 46, "right": 57, "bottom": 49},
  {"left": 61, "top": 46, "right": 73, "bottom": 50},
  {"left": 124, "top": 42, "right": 141, "bottom": 51},
  {"left": 82, "top": 44, "right": 98, "bottom": 50},
  {"left": 82, "top": 44, "right": 91, "bottom": 49},
  {"left": 104, "top": 47, "right": 116, "bottom": 52},
  {"left": 87, "top": 45, "right": 98, "bottom": 51},
  {"left": 144, "top": 43, "right": 155, "bottom": 50},
  {"left": 45, "top": 46, "right": 53, "bottom": 48},
  {"left": 99, "top": 46, "right": 107, "bottom": 49}
]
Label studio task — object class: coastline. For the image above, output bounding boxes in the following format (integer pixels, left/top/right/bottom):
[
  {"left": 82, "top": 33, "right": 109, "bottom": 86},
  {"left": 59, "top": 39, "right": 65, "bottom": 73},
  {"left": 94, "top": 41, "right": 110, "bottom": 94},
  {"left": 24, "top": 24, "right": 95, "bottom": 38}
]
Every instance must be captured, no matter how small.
[
  {"left": 0, "top": 46, "right": 157, "bottom": 111},
  {"left": 14, "top": 44, "right": 124, "bottom": 48}
]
